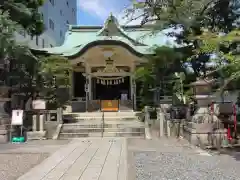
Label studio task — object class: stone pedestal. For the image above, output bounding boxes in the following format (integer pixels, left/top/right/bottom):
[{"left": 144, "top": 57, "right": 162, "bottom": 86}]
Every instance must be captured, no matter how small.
[
  {"left": 27, "top": 114, "right": 46, "bottom": 140},
  {"left": 27, "top": 99, "right": 47, "bottom": 140}
]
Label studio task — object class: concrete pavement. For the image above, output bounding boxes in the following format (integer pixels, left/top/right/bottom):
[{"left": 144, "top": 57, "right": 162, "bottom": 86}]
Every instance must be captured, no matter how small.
[{"left": 17, "top": 138, "right": 127, "bottom": 180}]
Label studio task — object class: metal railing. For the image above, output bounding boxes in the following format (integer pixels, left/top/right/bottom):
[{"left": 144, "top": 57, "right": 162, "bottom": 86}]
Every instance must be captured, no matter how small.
[{"left": 101, "top": 111, "right": 104, "bottom": 137}]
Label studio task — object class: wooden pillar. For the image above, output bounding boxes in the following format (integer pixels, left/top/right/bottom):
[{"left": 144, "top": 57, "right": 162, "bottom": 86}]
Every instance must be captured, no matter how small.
[
  {"left": 130, "top": 75, "right": 136, "bottom": 110},
  {"left": 130, "top": 65, "right": 136, "bottom": 110},
  {"left": 71, "top": 71, "right": 74, "bottom": 98},
  {"left": 130, "top": 75, "right": 133, "bottom": 100},
  {"left": 89, "top": 75, "right": 92, "bottom": 100}
]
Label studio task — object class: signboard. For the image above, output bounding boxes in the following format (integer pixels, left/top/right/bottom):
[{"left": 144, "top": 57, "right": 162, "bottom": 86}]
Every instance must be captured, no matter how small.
[
  {"left": 101, "top": 100, "right": 119, "bottom": 112},
  {"left": 32, "top": 99, "right": 46, "bottom": 110},
  {"left": 11, "top": 110, "right": 23, "bottom": 125}
]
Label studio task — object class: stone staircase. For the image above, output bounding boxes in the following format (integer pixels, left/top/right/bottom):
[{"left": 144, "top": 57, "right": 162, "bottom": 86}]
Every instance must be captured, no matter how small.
[
  {"left": 58, "top": 112, "right": 145, "bottom": 139},
  {"left": 63, "top": 111, "right": 139, "bottom": 121}
]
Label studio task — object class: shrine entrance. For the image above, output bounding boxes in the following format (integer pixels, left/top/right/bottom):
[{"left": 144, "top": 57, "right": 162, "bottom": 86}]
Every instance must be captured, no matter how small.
[
  {"left": 70, "top": 44, "right": 148, "bottom": 111},
  {"left": 95, "top": 76, "right": 130, "bottom": 100}
]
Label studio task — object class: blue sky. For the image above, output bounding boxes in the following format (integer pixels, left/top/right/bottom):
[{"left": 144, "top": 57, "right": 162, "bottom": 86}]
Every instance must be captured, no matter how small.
[
  {"left": 76, "top": 0, "right": 178, "bottom": 45},
  {"left": 77, "top": 0, "right": 139, "bottom": 25}
]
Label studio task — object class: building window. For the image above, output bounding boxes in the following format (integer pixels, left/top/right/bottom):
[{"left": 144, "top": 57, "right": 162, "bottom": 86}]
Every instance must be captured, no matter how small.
[
  {"left": 49, "top": 19, "right": 54, "bottom": 30},
  {"left": 60, "top": 10, "right": 63, "bottom": 16},
  {"left": 49, "top": 0, "right": 54, "bottom": 6},
  {"left": 60, "top": 30, "right": 63, "bottom": 37},
  {"left": 66, "top": 1, "right": 69, "bottom": 7},
  {"left": 42, "top": 39, "right": 45, "bottom": 48},
  {"left": 36, "top": 36, "right": 39, "bottom": 46}
]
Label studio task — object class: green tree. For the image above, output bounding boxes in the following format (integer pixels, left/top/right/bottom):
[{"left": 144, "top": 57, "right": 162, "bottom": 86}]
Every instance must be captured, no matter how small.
[
  {"left": 0, "top": 10, "right": 37, "bottom": 88},
  {"left": 130, "top": 0, "right": 240, "bottom": 87},
  {"left": 38, "top": 55, "right": 72, "bottom": 109},
  {"left": 135, "top": 46, "right": 186, "bottom": 106},
  {"left": 0, "top": 0, "right": 45, "bottom": 107},
  {"left": 0, "top": 0, "right": 45, "bottom": 35}
]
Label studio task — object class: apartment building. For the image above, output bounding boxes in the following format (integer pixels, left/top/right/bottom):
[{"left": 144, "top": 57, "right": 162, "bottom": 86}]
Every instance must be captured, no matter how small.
[{"left": 15, "top": 0, "right": 77, "bottom": 48}]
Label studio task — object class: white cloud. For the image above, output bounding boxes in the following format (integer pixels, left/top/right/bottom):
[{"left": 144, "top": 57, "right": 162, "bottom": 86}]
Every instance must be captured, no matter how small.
[
  {"left": 117, "top": 8, "right": 143, "bottom": 25},
  {"left": 77, "top": 0, "right": 143, "bottom": 25},
  {"left": 77, "top": 0, "right": 113, "bottom": 20}
]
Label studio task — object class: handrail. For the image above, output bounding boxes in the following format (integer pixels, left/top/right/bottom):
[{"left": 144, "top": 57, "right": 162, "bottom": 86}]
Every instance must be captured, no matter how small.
[{"left": 101, "top": 111, "right": 104, "bottom": 137}]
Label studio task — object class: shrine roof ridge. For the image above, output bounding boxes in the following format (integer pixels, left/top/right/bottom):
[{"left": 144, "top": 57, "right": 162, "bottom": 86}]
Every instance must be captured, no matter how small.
[{"left": 31, "top": 14, "right": 178, "bottom": 57}]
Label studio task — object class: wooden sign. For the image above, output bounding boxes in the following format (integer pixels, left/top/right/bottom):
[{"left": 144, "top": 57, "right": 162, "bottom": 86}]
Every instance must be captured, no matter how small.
[{"left": 101, "top": 100, "right": 119, "bottom": 112}]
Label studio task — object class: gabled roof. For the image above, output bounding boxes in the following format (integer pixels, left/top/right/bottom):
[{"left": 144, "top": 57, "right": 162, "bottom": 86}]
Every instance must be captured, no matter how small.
[{"left": 33, "top": 13, "right": 176, "bottom": 58}]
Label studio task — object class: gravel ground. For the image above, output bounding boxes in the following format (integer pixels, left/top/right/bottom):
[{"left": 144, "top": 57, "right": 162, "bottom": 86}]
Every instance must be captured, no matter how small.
[
  {"left": 128, "top": 138, "right": 240, "bottom": 180},
  {"left": 0, "top": 140, "right": 70, "bottom": 180},
  {"left": 134, "top": 151, "right": 240, "bottom": 180},
  {"left": 0, "top": 153, "right": 49, "bottom": 180}
]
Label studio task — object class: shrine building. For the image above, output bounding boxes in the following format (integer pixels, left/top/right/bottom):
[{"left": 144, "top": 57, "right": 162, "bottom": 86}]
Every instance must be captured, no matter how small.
[{"left": 33, "top": 14, "right": 169, "bottom": 112}]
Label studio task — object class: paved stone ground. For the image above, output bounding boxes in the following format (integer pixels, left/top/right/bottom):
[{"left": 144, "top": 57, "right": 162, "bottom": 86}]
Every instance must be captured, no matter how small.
[
  {"left": 17, "top": 138, "right": 127, "bottom": 180},
  {"left": 127, "top": 138, "right": 240, "bottom": 180},
  {"left": 0, "top": 140, "right": 70, "bottom": 180}
]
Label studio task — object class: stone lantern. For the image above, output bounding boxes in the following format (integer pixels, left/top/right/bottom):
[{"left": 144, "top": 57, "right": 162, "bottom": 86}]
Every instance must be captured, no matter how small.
[
  {"left": 191, "top": 78, "right": 214, "bottom": 107},
  {"left": 0, "top": 86, "right": 11, "bottom": 143},
  {"left": 185, "top": 78, "right": 222, "bottom": 146},
  {"left": 0, "top": 86, "right": 11, "bottom": 124}
]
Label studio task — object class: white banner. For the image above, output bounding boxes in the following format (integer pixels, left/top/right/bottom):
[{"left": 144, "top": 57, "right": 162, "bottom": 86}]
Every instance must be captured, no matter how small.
[{"left": 11, "top": 110, "right": 23, "bottom": 125}]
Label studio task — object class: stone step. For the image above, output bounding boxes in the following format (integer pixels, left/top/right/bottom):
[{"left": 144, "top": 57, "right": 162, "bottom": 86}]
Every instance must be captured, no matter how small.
[
  {"left": 62, "top": 123, "right": 145, "bottom": 129},
  {"left": 61, "top": 127, "right": 145, "bottom": 133},
  {"left": 73, "top": 116, "right": 138, "bottom": 120},
  {"left": 59, "top": 131, "right": 145, "bottom": 139},
  {"left": 63, "top": 112, "right": 139, "bottom": 118},
  {"left": 63, "top": 115, "right": 139, "bottom": 123}
]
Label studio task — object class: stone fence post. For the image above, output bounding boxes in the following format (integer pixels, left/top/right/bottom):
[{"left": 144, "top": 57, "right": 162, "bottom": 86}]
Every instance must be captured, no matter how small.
[
  {"left": 157, "top": 108, "right": 165, "bottom": 137},
  {"left": 144, "top": 106, "right": 152, "bottom": 139},
  {"left": 57, "top": 108, "right": 63, "bottom": 123}
]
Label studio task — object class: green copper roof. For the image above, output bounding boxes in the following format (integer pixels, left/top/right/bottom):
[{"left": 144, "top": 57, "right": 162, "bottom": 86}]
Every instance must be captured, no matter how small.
[{"left": 34, "top": 14, "right": 176, "bottom": 58}]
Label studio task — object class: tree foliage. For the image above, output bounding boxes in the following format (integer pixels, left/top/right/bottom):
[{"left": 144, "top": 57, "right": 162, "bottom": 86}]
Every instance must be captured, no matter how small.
[
  {"left": 0, "top": 9, "right": 70, "bottom": 109},
  {"left": 0, "top": 10, "right": 37, "bottom": 89},
  {"left": 135, "top": 46, "right": 186, "bottom": 105},
  {"left": 0, "top": 0, "right": 45, "bottom": 35},
  {"left": 38, "top": 55, "right": 72, "bottom": 108},
  {"left": 130, "top": 0, "right": 240, "bottom": 94},
  {"left": 130, "top": 0, "right": 240, "bottom": 33}
]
